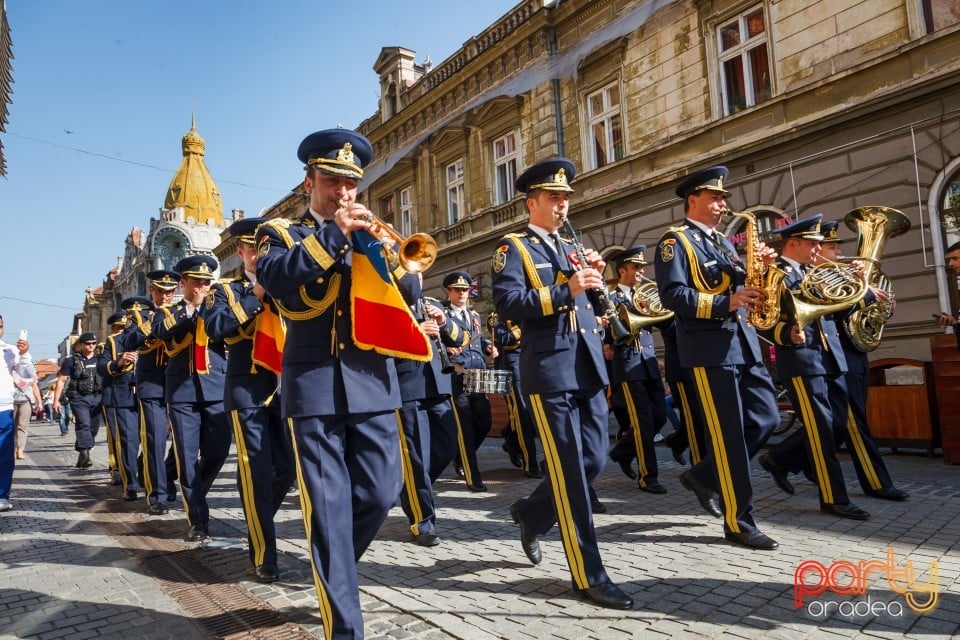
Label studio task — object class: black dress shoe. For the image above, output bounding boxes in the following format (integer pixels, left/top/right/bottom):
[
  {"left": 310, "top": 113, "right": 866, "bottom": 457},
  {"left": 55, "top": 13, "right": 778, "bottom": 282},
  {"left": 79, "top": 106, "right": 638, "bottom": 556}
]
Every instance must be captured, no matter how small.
[
  {"left": 415, "top": 531, "right": 441, "bottom": 547},
  {"left": 821, "top": 502, "right": 871, "bottom": 520},
  {"left": 186, "top": 525, "right": 207, "bottom": 542},
  {"left": 455, "top": 466, "right": 465, "bottom": 479},
  {"left": 640, "top": 481, "right": 667, "bottom": 495},
  {"left": 577, "top": 581, "right": 634, "bottom": 610},
  {"left": 510, "top": 502, "right": 541, "bottom": 565},
  {"left": 468, "top": 482, "right": 486, "bottom": 492},
  {"left": 679, "top": 470, "right": 721, "bottom": 518},
  {"left": 123, "top": 490, "right": 138, "bottom": 501},
  {"left": 611, "top": 456, "right": 637, "bottom": 480},
  {"left": 148, "top": 503, "right": 169, "bottom": 516},
  {"left": 110, "top": 474, "right": 123, "bottom": 487},
  {"left": 254, "top": 563, "right": 279, "bottom": 583},
  {"left": 591, "top": 496, "right": 607, "bottom": 514},
  {"left": 866, "top": 487, "right": 909, "bottom": 501},
  {"left": 759, "top": 452, "right": 795, "bottom": 495},
  {"left": 670, "top": 445, "right": 686, "bottom": 466},
  {"left": 501, "top": 442, "right": 523, "bottom": 469},
  {"left": 523, "top": 467, "right": 543, "bottom": 479},
  {"left": 724, "top": 529, "right": 779, "bottom": 550}
]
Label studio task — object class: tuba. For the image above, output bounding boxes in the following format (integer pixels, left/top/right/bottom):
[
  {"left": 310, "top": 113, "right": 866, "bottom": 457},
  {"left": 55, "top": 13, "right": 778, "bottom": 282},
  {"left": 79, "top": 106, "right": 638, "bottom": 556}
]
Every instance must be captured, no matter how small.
[
  {"left": 841, "top": 206, "right": 911, "bottom": 351},
  {"left": 787, "top": 256, "right": 869, "bottom": 331},
  {"left": 723, "top": 209, "right": 786, "bottom": 330},
  {"left": 617, "top": 277, "right": 675, "bottom": 335}
]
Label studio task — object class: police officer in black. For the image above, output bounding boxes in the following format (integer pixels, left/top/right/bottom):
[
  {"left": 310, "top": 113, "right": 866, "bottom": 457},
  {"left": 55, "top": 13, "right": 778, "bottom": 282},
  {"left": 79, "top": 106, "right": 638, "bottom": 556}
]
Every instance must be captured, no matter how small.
[
  {"left": 98, "top": 312, "right": 140, "bottom": 500},
  {"left": 153, "top": 255, "right": 231, "bottom": 541},
  {"left": 53, "top": 332, "right": 103, "bottom": 469},
  {"left": 396, "top": 273, "right": 469, "bottom": 546},
  {"left": 443, "top": 271, "right": 496, "bottom": 491},
  {"left": 201, "top": 217, "right": 295, "bottom": 582},
  {"left": 606, "top": 246, "right": 670, "bottom": 494}
]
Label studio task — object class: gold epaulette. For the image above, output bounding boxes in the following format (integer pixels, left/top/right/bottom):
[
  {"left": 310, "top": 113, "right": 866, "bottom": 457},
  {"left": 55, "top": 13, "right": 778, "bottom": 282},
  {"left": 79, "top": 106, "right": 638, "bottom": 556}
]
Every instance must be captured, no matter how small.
[
  {"left": 217, "top": 277, "right": 237, "bottom": 285},
  {"left": 502, "top": 232, "right": 526, "bottom": 239},
  {"left": 423, "top": 296, "right": 442, "bottom": 305},
  {"left": 262, "top": 218, "right": 292, "bottom": 230}
]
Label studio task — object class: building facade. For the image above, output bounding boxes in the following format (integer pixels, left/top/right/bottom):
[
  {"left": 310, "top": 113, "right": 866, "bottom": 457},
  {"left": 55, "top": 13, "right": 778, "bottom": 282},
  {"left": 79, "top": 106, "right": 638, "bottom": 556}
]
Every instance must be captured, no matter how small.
[{"left": 258, "top": 0, "right": 960, "bottom": 364}]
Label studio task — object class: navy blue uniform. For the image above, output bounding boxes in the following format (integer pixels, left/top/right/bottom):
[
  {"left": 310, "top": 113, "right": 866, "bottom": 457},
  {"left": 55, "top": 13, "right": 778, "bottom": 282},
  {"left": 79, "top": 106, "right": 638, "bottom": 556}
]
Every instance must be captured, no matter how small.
[
  {"left": 97, "top": 332, "right": 140, "bottom": 494},
  {"left": 494, "top": 319, "right": 540, "bottom": 476},
  {"left": 492, "top": 227, "right": 612, "bottom": 591},
  {"left": 153, "top": 297, "right": 231, "bottom": 535},
  {"left": 256, "top": 213, "right": 403, "bottom": 640},
  {"left": 606, "top": 285, "right": 669, "bottom": 490},
  {"left": 444, "top": 302, "right": 492, "bottom": 488},
  {"left": 760, "top": 259, "right": 857, "bottom": 508},
  {"left": 395, "top": 277, "right": 468, "bottom": 539},
  {"left": 655, "top": 222, "right": 778, "bottom": 537},
  {"left": 59, "top": 354, "right": 103, "bottom": 452},
  {"left": 202, "top": 276, "right": 295, "bottom": 569},
  {"left": 660, "top": 322, "right": 708, "bottom": 465}
]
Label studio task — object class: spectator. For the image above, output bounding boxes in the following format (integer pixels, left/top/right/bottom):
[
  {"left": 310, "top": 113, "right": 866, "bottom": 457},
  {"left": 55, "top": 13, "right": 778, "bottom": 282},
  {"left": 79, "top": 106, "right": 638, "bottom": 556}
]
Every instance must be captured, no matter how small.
[
  {"left": 42, "top": 387, "right": 54, "bottom": 423},
  {"left": 1, "top": 313, "right": 29, "bottom": 511},
  {"left": 11, "top": 336, "right": 41, "bottom": 459},
  {"left": 935, "top": 241, "right": 960, "bottom": 349}
]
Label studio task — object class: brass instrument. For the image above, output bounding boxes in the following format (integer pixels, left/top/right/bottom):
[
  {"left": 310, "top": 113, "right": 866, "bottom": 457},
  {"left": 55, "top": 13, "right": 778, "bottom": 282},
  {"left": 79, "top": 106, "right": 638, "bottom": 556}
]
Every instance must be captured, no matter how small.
[
  {"left": 723, "top": 209, "right": 786, "bottom": 330},
  {"left": 340, "top": 201, "right": 438, "bottom": 273},
  {"left": 786, "top": 256, "right": 869, "bottom": 332},
  {"left": 561, "top": 216, "right": 632, "bottom": 345},
  {"left": 418, "top": 298, "right": 456, "bottom": 373},
  {"left": 841, "top": 206, "right": 911, "bottom": 351},
  {"left": 617, "top": 277, "right": 675, "bottom": 335}
]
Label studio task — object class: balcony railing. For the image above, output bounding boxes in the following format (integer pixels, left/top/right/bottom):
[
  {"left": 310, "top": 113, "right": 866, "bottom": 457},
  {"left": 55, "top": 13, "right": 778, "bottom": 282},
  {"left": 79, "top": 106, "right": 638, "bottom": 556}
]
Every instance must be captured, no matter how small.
[{"left": 434, "top": 199, "right": 526, "bottom": 247}]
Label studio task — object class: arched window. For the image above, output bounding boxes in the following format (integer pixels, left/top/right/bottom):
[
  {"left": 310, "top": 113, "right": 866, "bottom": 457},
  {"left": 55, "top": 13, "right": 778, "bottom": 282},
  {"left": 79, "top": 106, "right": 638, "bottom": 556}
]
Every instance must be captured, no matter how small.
[
  {"left": 939, "top": 168, "right": 960, "bottom": 314},
  {"left": 721, "top": 207, "right": 792, "bottom": 253}
]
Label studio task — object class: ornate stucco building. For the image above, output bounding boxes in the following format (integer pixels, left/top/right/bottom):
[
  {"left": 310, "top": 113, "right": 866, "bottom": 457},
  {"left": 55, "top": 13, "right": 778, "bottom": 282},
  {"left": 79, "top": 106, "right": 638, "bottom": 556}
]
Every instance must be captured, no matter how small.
[
  {"left": 259, "top": 0, "right": 960, "bottom": 365},
  {"left": 1, "top": 0, "right": 13, "bottom": 176}
]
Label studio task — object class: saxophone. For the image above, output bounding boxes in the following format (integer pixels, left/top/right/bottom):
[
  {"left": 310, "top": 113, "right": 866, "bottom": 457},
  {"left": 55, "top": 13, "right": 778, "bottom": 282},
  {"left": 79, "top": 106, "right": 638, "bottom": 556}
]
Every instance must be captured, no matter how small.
[{"left": 723, "top": 209, "right": 785, "bottom": 330}]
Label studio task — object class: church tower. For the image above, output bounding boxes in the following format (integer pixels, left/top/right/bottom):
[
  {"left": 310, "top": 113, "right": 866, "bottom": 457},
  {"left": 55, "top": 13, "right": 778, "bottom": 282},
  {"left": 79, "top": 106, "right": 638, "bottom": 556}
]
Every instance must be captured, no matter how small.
[{"left": 163, "top": 113, "right": 223, "bottom": 225}]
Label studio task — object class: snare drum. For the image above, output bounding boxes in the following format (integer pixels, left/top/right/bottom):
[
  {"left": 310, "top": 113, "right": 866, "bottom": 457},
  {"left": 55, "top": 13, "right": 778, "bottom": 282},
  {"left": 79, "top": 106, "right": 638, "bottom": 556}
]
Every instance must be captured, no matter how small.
[{"left": 462, "top": 369, "right": 513, "bottom": 395}]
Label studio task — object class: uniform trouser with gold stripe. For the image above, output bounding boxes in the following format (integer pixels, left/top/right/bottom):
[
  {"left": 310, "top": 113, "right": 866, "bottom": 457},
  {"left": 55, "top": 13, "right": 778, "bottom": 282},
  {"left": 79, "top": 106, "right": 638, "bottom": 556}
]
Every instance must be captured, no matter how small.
[
  {"left": 517, "top": 386, "right": 610, "bottom": 590},
  {"left": 451, "top": 379, "right": 491, "bottom": 486},
  {"left": 608, "top": 378, "right": 667, "bottom": 488},
  {"left": 501, "top": 354, "right": 540, "bottom": 474},
  {"left": 106, "top": 404, "right": 141, "bottom": 492},
  {"left": 167, "top": 400, "right": 232, "bottom": 531},
  {"left": 289, "top": 411, "right": 402, "bottom": 640},
  {"left": 426, "top": 398, "right": 460, "bottom": 484},
  {"left": 139, "top": 397, "right": 169, "bottom": 506},
  {"left": 663, "top": 380, "right": 708, "bottom": 466},
  {"left": 398, "top": 396, "right": 444, "bottom": 535},
  {"left": 841, "top": 369, "right": 893, "bottom": 492},
  {"left": 101, "top": 403, "right": 119, "bottom": 477},
  {"left": 766, "top": 372, "right": 852, "bottom": 506},
  {"left": 229, "top": 402, "right": 295, "bottom": 568},
  {"left": 688, "top": 362, "right": 778, "bottom": 535}
]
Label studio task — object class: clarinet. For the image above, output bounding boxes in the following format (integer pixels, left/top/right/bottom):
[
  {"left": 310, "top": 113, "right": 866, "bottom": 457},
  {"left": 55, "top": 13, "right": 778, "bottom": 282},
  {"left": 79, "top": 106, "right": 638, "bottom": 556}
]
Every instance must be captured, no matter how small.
[
  {"left": 561, "top": 216, "right": 633, "bottom": 346},
  {"left": 418, "top": 298, "right": 457, "bottom": 374}
]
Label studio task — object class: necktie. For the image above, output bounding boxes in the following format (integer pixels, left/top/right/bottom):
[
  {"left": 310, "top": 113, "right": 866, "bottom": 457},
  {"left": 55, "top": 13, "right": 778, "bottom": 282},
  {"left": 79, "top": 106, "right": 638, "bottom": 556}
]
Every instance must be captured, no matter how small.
[{"left": 550, "top": 232, "right": 564, "bottom": 255}]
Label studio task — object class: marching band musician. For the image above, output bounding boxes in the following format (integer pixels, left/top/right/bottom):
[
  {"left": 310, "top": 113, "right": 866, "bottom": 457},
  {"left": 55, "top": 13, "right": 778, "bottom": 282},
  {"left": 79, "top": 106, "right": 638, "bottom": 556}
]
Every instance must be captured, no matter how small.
[
  {"left": 756, "top": 215, "right": 871, "bottom": 520},
  {"left": 654, "top": 165, "right": 780, "bottom": 551},
  {"left": 97, "top": 311, "right": 140, "bottom": 501},
  {"left": 254, "top": 128, "right": 404, "bottom": 640},
  {"left": 118, "top": 271, "right": 177, "bottom": 515},
  {"left": 817, "top": 220, "right": 907, "bottom": 501},
  {"left": 153, "top": 255, "right": 232, "bottom": 542},
  {"left": 395, "top": 273, "right": 469, "bottom": 547},
  {"left": 200, "top": 217, "right": 295, "bottom": 582},
  {"left": 443, "top": 271, "right": 496, "bottom": 491},
  {"left": 493, "top": 316, "right": 543, "bottom": 478},
  {"left": 492, "top": 157, "right": 633, "bottom": 610},
  {"left": 605, "top": 246, "right": 670, "bottom": 494}
]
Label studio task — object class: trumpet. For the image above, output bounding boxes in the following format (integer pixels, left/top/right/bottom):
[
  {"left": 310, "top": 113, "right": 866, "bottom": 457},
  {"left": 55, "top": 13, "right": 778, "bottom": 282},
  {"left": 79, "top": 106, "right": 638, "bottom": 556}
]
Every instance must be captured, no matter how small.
[{"left": 339, "top": 200, "right": 438, "bottom": 273}]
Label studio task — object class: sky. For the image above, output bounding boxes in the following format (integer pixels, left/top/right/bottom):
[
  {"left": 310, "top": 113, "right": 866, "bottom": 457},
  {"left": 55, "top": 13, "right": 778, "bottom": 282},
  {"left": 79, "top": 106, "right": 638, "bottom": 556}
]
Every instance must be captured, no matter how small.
[{"left": 0, "top": 0, "right": 520, "bottom": 361}]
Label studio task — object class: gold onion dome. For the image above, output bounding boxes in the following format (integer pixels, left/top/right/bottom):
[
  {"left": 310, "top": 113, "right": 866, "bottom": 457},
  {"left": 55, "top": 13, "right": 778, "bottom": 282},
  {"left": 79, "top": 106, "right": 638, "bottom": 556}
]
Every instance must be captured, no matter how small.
[{"left": 163, "top": 113, "right": 223, "bottom": 225}]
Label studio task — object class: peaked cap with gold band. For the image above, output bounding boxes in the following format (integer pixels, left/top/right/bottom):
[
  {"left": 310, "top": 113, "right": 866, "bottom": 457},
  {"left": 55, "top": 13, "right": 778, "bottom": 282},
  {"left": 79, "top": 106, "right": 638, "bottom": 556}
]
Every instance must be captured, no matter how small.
[
  {"left": 107, "top": 312, "right": 127, "bottom": 326},
  {"left": 675, "top": 165, "right": 731, "bottom": 199},
  {"left": 819, "top": 220, "right": 846, "bottom": 243},
  {"left": 145, "top": 270, "right": 181, "bottom": 291},
  {"left": 515, "top": 157, "right": 576, "bottom": 194},
  {"left": 613, "top": 245, "right": 647, "bottom": 268},
  {"left": 174, "top": 254, "right": 218, "bottom": 281},
  {"left": 120, "top": 296, "right": 155, "bottom": 312},
  {"left": 297, "top": 129, "right": 373, "bottom": 180},
  {"left": 228, "top": 216, "right": 267, "bottom": 245},
  {"left": 778, "top": 213, "right": 824, "bottom": 242},
  {"left": 442, "top": 270, "right": 473, "bottom": 290}
]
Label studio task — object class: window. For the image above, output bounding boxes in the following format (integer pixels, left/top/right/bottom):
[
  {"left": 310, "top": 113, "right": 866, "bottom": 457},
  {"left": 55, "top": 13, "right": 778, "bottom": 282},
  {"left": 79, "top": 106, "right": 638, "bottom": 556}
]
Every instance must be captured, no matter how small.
[
  {"left": 400, "top": 187, "right": 413, "bottom": 237},
  {"left": 493, "top": 131, "right": 519, "bottom": 204},
  {"left": 718, "top": 6, "right": 772, "bottom": 116},
  {"left": 942, "top": 169, "right": 960, "bottom": 316},
  {"left": 586, "top": 83, "right": 624, "bottom": 170},
  {"left": 446, "top": 159, "right": 465, "bottom": 224},
  {"left": 380, "top": 194, "right": 396, "bottom": 226}
]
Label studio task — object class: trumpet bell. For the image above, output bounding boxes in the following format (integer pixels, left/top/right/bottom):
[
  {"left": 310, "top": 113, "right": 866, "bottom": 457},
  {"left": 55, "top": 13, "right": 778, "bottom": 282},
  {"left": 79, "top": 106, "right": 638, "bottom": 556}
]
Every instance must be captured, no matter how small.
[{"left": 398, "top": 233, "right": 438, "bottom": 273}]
